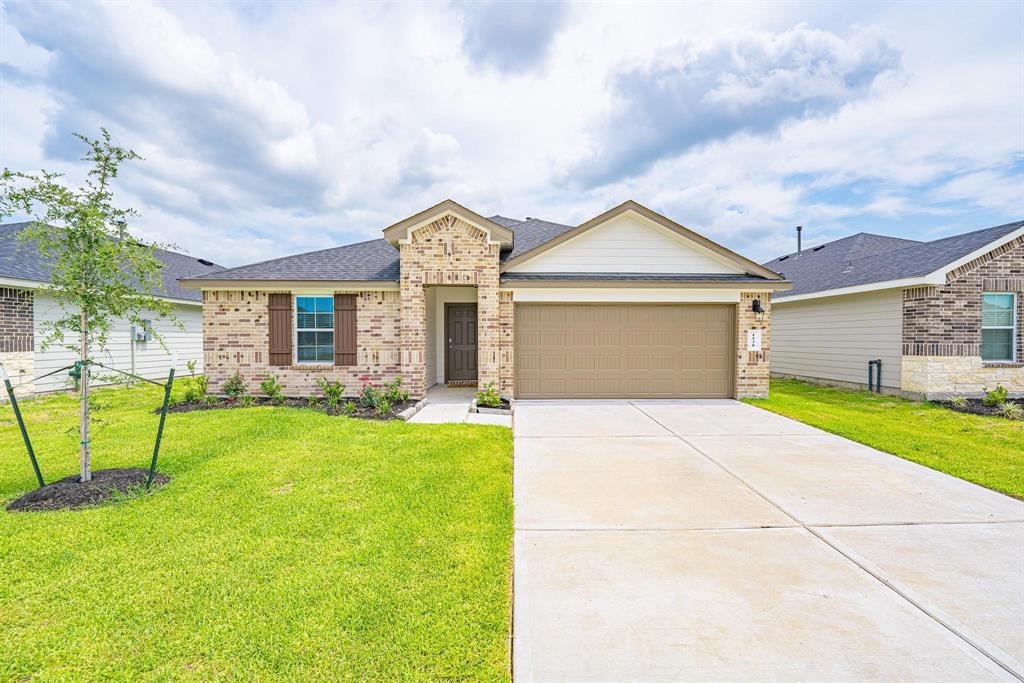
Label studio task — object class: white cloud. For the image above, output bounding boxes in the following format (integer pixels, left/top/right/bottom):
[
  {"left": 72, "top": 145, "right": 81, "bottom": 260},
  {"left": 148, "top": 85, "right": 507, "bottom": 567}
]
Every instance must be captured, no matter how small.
[{"left": 0, "top": 0, "right": 1020, "bottom": 267}]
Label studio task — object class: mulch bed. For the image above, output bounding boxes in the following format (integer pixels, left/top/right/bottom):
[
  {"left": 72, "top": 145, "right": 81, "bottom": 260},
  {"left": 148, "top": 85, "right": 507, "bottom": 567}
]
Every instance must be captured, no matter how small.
[
  {"left": 163, "top": 397, "right": 418, "bottom": 420},
  {"left": 475, "top": 398, "right": 512, "bottom": 412},
  {"left": 936, "top": 398, "right": 1024, "bottom": 419},
  {"left": 7, "top": 468, "right": 170, "bottom": 512}
]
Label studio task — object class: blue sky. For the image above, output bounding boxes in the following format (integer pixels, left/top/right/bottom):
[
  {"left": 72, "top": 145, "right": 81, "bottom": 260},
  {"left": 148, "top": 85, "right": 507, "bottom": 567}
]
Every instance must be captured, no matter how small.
[{"left": 1, "top": 1, "right": 1021, "bottom": 266}]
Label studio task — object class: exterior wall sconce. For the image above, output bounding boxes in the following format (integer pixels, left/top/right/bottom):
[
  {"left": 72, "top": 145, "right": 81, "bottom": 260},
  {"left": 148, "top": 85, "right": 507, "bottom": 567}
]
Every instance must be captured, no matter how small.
[{"left": 752, "top": 298, "right": 765, "bottom": 323}]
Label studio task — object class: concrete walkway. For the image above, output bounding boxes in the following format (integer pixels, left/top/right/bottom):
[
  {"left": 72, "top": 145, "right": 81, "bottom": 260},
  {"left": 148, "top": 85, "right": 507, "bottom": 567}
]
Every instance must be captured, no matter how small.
[
  {"left": 513, "top": 400, "right": 1024, "bottom": 682},
  {"left": 407, "top": 385, "right": 512, "bottom": 426}
]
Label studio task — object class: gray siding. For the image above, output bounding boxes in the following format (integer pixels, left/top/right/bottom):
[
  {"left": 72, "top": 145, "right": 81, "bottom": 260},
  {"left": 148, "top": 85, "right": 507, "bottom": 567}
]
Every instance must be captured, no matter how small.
[
  {"left": 772, "top": 289, "right": 903, "bottom": 389},
  {"left": 33, "top": 292, "right": 203, "bottom": 393}
]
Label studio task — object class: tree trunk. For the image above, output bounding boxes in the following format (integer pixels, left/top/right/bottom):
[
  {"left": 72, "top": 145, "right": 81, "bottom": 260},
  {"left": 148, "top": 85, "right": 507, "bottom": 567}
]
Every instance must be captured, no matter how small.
[{"left": 79, "top": 311, "right": 91, "bottom": 483}]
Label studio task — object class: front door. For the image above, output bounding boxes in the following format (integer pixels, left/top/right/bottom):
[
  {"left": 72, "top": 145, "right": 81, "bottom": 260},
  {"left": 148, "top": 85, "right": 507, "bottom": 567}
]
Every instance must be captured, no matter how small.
[{"left": 445, "top": 303, "right": 478, "bottom": 384}]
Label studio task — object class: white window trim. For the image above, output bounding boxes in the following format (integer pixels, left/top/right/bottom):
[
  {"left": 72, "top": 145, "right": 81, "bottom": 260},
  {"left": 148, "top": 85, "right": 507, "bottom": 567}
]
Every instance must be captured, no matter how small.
[
  {"left": 294, "top": 294, "right": 335, "bottom": 366},
  {"left": 981, "top": 292, "right": 1017, "bottom": 363}
]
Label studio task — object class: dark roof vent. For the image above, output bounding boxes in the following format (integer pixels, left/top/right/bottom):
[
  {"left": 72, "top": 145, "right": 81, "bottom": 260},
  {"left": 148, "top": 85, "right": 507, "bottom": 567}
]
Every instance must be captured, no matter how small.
[
  {"left": 197, "top": 258, "right": 214, "bottom": 266},
  {"left": 778, "top": 255, "right": 789, "bottom": 262},
  {"left": 812, "top": 245, "right": 825, "bottom": 252}
]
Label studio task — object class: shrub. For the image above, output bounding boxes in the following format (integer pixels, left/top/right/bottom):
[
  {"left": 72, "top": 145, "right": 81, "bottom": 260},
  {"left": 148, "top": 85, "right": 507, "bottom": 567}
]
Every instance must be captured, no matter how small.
[
  {"left": 999, "top": 402, "right": 1024, "bottom": 420},
  {"left": 186, "top": 359, "right": 197, "bottom": 377},
  {"left": 223, "top": 371, "right": 248, "bottom": 400},
  {"left": 382, "top": 377, "right": 409, "bottom": 403},
  {"left": 317, "top": 377, "right": 345, "bottom": 407},
  {"left": 260, "top": 374, "right": 285, "bottom": 405},
  {"left": 359, "top": 375, "right": 381, "bottom": 408},
  {"left": 306, "top": 394, "right": 320, "bottom": 409},
  {"left": 202, "top": 393, "right": 219, "bottom": 406},
  {"left": 983, "top": 385, "right": 1009, "bottom": 407},
  {"left": 343, "top": 400, "right": 358, "bottom": 415},
  {"left": 239, "top": 394, "right": 256, "bottom": 408},
  {"left": 374, "top": 397, "right": 392, "bottom": 416},
  {"left": 474, "top": 382, "right": 503, "bottom": 409},
  {"left": 947, "top": 396, "right": 968, "bottom": 409},
  {"left": 182, "top": 375, "right": 209, "bottom": 402}
]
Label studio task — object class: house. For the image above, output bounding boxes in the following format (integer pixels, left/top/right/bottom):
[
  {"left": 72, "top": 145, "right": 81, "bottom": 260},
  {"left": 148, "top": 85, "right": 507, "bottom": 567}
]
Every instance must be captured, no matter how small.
[
  {"left": 180, "top": 200, "right": 789, "bottom": 400},
  {"left": 764, "top": 220, "right": 1024, "bottom": 399},
  {"left": 0, "top": 222, "right": 223, "bottom": 398}
]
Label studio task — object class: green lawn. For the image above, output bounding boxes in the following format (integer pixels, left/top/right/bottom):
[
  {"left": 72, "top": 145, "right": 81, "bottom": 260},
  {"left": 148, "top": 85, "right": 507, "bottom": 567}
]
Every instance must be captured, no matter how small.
[
  {"left": 0, "top": 384, "right": 513, "bottom": 681},
  {"left": 745, "top": 379, "right": 1024, "bottom": 500}
]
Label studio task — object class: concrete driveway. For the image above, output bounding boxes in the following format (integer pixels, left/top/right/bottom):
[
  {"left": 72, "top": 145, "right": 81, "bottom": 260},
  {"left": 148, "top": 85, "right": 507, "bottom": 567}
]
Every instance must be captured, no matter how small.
[{"left": 513, "top": 400, "right": 1024, "bottom": 682}]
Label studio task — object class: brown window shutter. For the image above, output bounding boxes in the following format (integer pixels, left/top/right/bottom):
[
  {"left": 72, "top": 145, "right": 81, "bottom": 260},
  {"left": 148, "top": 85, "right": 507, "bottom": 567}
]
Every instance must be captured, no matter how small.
[
  {"left": 334, "top": 293, "right": 357, "bottom": 366},
  {"left": 267, "top": 293, "right": 293, "bottom": 367}
]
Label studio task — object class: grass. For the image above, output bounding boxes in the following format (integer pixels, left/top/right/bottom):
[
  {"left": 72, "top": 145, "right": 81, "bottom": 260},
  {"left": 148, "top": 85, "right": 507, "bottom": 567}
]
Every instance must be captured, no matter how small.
[
  {"left": 744, "top": 379, "right": 1024, "bottom": 500},
  {"left": 0, "top": 383, "right": 513, "bottom": 681}
]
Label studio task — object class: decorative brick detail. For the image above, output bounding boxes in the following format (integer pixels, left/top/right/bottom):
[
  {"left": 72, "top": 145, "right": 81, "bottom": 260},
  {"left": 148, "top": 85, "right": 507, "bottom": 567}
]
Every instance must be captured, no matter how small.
[
  {"left": 0, "top": 287, "right": 34, "bottom": 353},
  {"left": 736, "top": 291, "right": 771, "bottom": 398},
  {"left": 902, "top": 355, "right": 1024, "bottom": 399},
  {"left": 902, "top": 239, "right": 1023, "bottom": 359},
  {"left": 202, "top": 289, "right": 400, "bottom": 397},
  {"left": 399, "top": 214, "right": 501, "bottom": 397}
]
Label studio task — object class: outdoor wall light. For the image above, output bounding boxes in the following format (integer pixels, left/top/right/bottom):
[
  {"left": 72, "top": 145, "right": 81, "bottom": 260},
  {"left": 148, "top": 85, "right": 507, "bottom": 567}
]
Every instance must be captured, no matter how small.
[{"left": 752, "top": 298, "right": 765, "bottom": 323}]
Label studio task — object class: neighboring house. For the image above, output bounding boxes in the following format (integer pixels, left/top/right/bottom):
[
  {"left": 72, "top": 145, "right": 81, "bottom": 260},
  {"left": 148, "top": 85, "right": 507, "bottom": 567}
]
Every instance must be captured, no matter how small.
[
  {"left": 764, "top": 220, "right": 1024, "bottom": 399},
  {"left": 181, "top": 200, "right": 789, "bottom": 400},
  {"left": 0, "top": 223, "right": 223, "bottom": 398}
]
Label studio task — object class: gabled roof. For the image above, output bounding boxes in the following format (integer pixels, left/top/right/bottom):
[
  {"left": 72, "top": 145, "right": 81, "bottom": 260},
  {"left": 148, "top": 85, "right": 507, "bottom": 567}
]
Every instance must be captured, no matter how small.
[
  {"left": 182, "top": 200, "right": 785, "bottom": 288},
  {"left": 0, "top": 222, "right": 222, "bottom": 302},
  {"left": 502, "top": 200, "right": 785, "bottom": 280},
  {"left": 381, "top": 199, "right": 514, "bottom": 248},
  {"left": 765, "top": 220, "right": 1024, "bottom": 301}
]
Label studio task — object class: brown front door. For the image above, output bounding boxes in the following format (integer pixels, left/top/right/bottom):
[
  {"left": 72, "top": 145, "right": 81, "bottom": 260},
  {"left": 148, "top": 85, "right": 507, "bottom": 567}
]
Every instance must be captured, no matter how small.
[{"left": 445, "top": 303, "right": 478, "bottom": 383}]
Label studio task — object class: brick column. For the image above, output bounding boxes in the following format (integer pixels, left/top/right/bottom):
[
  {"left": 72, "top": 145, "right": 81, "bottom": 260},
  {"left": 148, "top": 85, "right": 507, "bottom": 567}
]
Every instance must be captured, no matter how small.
[
  {"left": 477, "top": 268, "right": 500, "bottom": 390},
  {"left": 400, "top": 267, "right": 428, "bottom": 398},
  {"left": 497, "top": 290, "right": 514, "bottom": 396},
  {"left": 736, "top": 291, "right": 771, "bottom": 398}
]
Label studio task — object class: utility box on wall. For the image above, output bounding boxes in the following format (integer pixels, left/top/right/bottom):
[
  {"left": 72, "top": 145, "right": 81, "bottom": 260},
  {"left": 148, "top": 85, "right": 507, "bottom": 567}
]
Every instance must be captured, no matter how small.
[{"left": 133, "top": 320, "right": 153, "bottom": 343}]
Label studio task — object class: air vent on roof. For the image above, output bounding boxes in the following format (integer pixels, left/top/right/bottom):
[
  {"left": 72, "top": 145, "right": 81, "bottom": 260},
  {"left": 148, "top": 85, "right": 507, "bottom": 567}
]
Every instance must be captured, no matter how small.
[
  {"left": 778, "top": 255, "right": 789, "bottom": 262},
  {"left": 197, "top": 258, "right": 214, "bottom": 266},
  {"left": 812, "top": 245, "right": 825, "bottom": 252}
]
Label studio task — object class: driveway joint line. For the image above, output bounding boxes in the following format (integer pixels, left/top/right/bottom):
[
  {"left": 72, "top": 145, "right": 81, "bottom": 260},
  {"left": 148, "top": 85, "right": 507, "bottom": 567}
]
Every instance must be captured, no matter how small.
[{"left": 630, "top": 401, "right": 1024, "bottom": 682}]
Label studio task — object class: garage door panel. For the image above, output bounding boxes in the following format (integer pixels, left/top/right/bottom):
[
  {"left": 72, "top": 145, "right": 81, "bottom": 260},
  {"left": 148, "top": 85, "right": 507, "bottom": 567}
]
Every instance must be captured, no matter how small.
[{"left": 515, "top": 303, "right": 735, "bottom": 399}]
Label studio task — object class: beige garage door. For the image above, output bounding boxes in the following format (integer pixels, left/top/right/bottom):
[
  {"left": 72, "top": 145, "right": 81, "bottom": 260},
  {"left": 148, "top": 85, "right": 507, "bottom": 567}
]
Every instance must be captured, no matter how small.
[{"left": 515, "top": 304, "right": 735, "bottom": 399}]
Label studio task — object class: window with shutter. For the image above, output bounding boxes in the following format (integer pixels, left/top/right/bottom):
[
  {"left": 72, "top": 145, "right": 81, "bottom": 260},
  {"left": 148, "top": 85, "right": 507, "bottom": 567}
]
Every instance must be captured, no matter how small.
[{"left": 334, "top": 293, "right": 357, "bottom": 366}]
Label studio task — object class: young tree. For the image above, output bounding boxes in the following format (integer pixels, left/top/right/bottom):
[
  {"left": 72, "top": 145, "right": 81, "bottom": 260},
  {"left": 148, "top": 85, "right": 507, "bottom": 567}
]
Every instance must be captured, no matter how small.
[{"left": 0, "top": 130, "right": 177, "bottom": 482}]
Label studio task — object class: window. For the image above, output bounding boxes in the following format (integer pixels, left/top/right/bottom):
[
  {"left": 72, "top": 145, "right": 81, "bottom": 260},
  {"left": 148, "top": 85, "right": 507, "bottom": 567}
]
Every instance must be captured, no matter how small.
[
  {"left": 981, "top": 293, "right": 1016, "bottom": 362},
  {"left": 295, "top": 296, "right": 334, "bottom": 363}
]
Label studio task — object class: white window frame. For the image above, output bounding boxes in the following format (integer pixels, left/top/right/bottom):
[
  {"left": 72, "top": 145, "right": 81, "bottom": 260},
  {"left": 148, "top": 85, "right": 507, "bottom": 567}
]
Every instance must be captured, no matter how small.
[
  {"left": 981, "top": 292, "right": 1017, "bottom": 363},
  {"left": 294, "top": 294, "right": 335, "bottom": 365}
]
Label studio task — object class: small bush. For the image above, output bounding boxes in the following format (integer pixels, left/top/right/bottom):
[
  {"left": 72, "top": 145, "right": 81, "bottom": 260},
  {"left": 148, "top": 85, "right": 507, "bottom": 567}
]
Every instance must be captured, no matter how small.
[
  {"left": 374, "top": 397, "right": 392, "bottom": 416},
  {"left": 474, "top": 382, "right": 503, "bottom": 409},
  {"left": 306, "top": 394, "right": 320, "bottom": 409},
  {"left": 317, "top": 377, "right": 345, "bottom": 407},
  {"left": 223, "top": 371, "right": 248, "bottom": 400},
  {"left": 999, "top": 402, "right": 1024, "bottom": 420},
  {"left": 983, "top": 385, "right": 1009, "bottom": 407},
  {"left": 382, "top": 377, "right": 409, "bottom": 403},
  {"left": 260, "top": 374, "right": 285, "bottom": 405},
  {"left": 239, "top": 394, "right": 256, "bottom": 408},
  {"left": 186, "top": 359, "right": 198, "bottom": 377},
  {"left": 359, "top": 375, "right": 381, "bottom": 408},
  {"left": 182, "top": 375, "right": 209, "bottom": 403},
  {"left": 343, "top": 400, "right": 358, "bottom": 415},
  {"left": 202, "top": 393, "right": 219, "bottom": 406},
  {"left": 948, "top": 396, "right": 968, "bottom": 409}
]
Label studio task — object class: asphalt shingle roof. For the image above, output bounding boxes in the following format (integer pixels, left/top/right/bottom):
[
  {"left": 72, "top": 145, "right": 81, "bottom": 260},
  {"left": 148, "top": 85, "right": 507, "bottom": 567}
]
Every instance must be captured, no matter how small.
[
  {"left": 191, "top": 238, "right": 401, "bottom": 282},
  {"left": 764, "top": 220, "right": 1024, "bottom": 299},
  {"left": 0, "top": 222, "right": 223, "bottom": 302}
]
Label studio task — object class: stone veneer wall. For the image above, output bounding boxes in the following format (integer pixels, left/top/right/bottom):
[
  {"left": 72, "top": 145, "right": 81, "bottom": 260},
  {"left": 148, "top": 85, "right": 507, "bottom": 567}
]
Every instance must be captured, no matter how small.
[
  {"left": 399, "top": 214, "right": 503, "bottom": 397},
  {"left": 203, "top": 289, "right": 401, "bottom": 397},
  {"left": 901, "top": 236, "right": 1024, "bottom": 398},
  {"left": 736, "top": 291, "right": 771, "bottom": 399},
  {"left": 0, "top": 287, "right": 35, "bottom": 399}
]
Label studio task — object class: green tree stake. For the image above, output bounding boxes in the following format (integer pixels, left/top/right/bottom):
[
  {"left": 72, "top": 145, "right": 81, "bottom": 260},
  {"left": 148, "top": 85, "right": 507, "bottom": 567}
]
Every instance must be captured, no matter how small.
[
  {"left": 147, "top": 367, "right": 175, "bottom": 489},
  {"left": 0, "top": 365, "right": 44, "bottom": 488}
]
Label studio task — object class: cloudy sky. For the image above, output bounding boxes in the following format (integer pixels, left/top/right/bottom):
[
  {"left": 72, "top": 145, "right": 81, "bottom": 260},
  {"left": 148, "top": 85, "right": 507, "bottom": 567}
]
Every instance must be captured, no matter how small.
[{"left": 1, "top": 1, "right": 1021, "bottom": 267}]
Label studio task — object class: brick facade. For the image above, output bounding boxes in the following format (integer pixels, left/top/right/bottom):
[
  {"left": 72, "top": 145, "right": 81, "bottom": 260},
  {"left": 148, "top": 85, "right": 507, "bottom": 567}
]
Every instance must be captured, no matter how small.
[
  {"left": 736, "top": 291, "right": 772, "bottom": 399},
  {"left": 901, "top": 236, "right": 1024, "bottom": 398},
  {"left": 0, "top": 287, "right": 35, "bottom": 401},
  {"left": 203, "top": 289, "right": 401, "bottom": 397},
  {"left": 398, "top": 214, "right": 503, "bottom": 397},
  {"left": 0, "top": 287, "right": 34, "bottom": 353}
]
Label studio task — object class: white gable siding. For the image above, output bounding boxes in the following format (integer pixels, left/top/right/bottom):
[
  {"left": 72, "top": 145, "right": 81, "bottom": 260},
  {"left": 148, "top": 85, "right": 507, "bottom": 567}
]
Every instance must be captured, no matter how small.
[
  {"left": 507, "top": 213, "right": 744, "bottom": 274},
  {"left": 772, "top": 289, "right": 903, "bottom": 389},
  {"left": 33, "top": 292, "right": 204, "bottom": 393}
]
